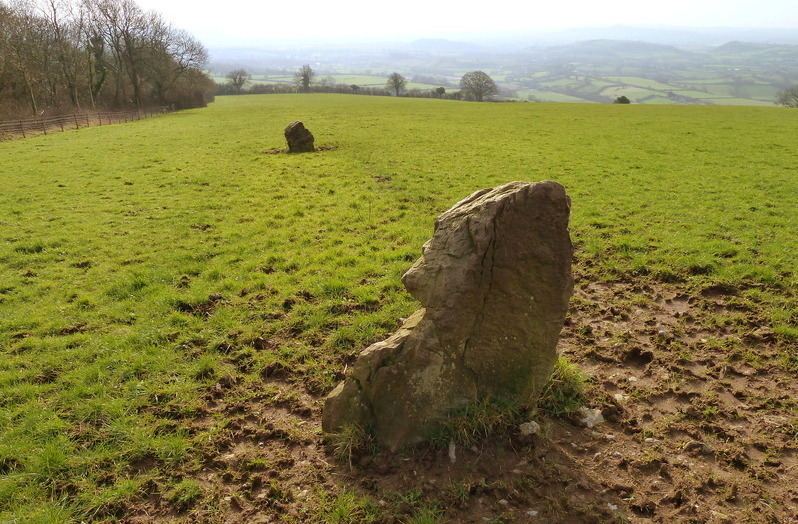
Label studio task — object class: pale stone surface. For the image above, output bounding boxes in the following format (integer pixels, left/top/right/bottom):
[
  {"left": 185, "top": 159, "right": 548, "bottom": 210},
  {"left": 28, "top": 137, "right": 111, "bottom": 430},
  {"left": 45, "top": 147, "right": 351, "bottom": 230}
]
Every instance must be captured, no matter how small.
[
  {"left": 322, "top": 181, "right": 574, "bottom": 450},
  {"left": 578, "top": 407, "right": 605, "bottom": 429},
  {"left": 520, "top": 421, "right": 541, "bottom": 436},
  {"left": 284, "top": 121, "right": 314, "bottom": 152}
]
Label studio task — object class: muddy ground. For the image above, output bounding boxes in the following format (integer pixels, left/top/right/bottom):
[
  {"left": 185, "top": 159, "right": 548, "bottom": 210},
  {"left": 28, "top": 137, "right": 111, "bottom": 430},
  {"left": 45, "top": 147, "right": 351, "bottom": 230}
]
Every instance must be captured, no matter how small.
[{"left": 123, "top": 275, "right": 797, "bottom": 523}]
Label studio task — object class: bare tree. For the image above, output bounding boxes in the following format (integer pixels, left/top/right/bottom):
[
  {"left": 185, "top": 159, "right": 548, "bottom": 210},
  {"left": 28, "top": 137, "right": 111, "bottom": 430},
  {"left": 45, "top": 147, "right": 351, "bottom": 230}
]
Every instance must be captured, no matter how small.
[
  {"left": 146, "top": 21, "right": 208, "bottom": 104},
  {"left": 459, "top": 71, "right": 497, "bottom": 102},
  {"left": 5, "top": 1, "right": 50, "bottom": 114},
  {"left": 0, "top": 4, "right": 10, "bottom": 100},
  {"left": 294, "top": 64, "right": 314, "bottom": 92},
  {"left": 386, "top": 72, "right": 406, "bottom": 96},
  {"left": 226, "top": 68, "right": 250, "bottom": 93},
  {"left": 0, "top": 0, "right": 213, "bottom": 116},
  {"left": 776, "top": 86, "right": 798, "bottom": 107},
  {"left": 41, "top": 0, "right": 86, "bottom": 109}
]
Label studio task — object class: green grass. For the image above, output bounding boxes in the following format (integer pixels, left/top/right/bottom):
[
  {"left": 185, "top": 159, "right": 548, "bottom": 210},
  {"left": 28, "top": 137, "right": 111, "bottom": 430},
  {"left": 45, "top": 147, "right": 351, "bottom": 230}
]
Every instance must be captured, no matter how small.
[
  {"left": 600, "top": 85, "right": 661, "bottom": 99},
  {"left": 523, "top": 91, "right": 590, "bottom": 103},
  {"left": 638, "top": 96, "right": 681, "bottom": 105},
  {"left": 702, "top": 97, "right": 776, "bottom": 106},
  {"left": 536, "top": 357, "right": 590, "bottom": 417},
  {"left": 0, "top": 93, "right": 796, "bottom": 520},
  {"left": 603, "top": 76, "right": 678, "bottom": 90}
]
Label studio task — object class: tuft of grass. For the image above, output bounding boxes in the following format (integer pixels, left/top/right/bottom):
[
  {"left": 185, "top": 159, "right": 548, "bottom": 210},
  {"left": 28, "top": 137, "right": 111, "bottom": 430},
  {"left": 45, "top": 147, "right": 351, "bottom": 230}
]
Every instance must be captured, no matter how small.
[
  {"left": 407, "top": 505, "right": 445, "bottom": 524},
  {"left": 536, "top": 356, "right": 590, "bottom": 417},
  {"left": 430, "top": 357, "right": 590, "bottom": 447},
  {"left": 328, "top": 423, "right": 376, "bottom": 467},
  {"left": 317, "top": 489, "right": 379, "bottom": 523},
  {"left": 431, "top": 397, "right": 522, "bottom": 448},
  {"left": 167, "top": 478, "right": 203, "bottom": 511}
]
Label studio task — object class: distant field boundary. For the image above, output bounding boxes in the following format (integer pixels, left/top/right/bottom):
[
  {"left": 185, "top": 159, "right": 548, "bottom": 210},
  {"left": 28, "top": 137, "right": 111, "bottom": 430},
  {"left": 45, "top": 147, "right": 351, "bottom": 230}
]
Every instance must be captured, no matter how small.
[{"left": 0, "top": 107, "right": 173, "bottom": 140}]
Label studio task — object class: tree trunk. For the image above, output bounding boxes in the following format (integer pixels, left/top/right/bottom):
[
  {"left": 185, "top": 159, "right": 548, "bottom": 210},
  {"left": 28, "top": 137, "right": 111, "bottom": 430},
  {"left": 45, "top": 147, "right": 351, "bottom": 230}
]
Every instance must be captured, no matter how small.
[{"left": 22, "top": 70, "right": 38, "bottom": 115}]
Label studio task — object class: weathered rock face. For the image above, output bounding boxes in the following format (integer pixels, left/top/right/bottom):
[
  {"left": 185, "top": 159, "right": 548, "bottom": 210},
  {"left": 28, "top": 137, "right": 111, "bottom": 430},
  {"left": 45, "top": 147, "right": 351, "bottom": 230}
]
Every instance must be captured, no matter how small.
[
  {"left": 284, "top": 121, "right": 314, "bottom": 153},
  {"left": 322, "top": 181, "right": 574, "bottom": 451}
]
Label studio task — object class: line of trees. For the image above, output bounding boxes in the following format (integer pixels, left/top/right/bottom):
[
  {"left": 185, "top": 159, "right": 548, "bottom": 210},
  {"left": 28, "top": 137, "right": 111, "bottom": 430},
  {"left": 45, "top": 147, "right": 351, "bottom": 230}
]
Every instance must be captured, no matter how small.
[
  {"left": 217, "top": 80, "right": 458, "bottom": 99},
  {"left": 0, "top": 0, "right": 214, "bottom": 118},
  {"left": 216, "top": 66, "right": 503, "bottom": 102}
]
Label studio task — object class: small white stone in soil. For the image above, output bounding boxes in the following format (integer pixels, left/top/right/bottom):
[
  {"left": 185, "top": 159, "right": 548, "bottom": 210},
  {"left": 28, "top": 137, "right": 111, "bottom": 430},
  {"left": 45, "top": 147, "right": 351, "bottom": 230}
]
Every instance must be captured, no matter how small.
[
  {"left": 527, "top": 510, "right": 539, "bottom": 517},
  {"left": 607, "top": 503, "right": 619, "bottom": 511},
  {"left": 498, "top": 499, "right": 509, "bottom": 506},
  {"left": 519, "top": 421, "right": 541, "bottom": 436},
  {"left": 627, "top": 376, "right": 638, "bottom": 382},
  {"left": 448, "top": 440, "right": 457, "bottom": 464},
  {"left": 613, "top": 393, "right": 626, "bottom": 402},
  {"left": 578, "top": 407, "right": 605, "bottom": 428}
]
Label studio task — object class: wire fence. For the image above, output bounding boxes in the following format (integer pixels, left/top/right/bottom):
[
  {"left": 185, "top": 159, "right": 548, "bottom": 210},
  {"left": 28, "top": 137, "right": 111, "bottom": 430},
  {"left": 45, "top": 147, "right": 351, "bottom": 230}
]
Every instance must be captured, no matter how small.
[{"left": 0, "top": 107, "right": 173, "bottom": 140}]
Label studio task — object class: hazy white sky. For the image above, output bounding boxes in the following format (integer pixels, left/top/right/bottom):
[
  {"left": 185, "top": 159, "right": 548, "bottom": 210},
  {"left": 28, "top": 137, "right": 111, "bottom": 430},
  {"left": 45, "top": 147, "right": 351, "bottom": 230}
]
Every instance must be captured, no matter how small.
[{"left": 136, "top": 0, "right": 798, "bottom": 45}]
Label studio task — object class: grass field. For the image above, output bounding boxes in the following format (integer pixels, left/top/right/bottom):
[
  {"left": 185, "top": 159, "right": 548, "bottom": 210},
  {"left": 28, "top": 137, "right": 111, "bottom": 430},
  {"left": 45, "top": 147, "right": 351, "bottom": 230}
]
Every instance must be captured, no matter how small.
[
  {"left": 518, "top": 90, "right": 590, "bottom": 103},
  {"left": 603, "top": 76, "right": 677, "bottom": 91},
  {"left": 1, "top": 94, "right": 796, "bottom": 522}
]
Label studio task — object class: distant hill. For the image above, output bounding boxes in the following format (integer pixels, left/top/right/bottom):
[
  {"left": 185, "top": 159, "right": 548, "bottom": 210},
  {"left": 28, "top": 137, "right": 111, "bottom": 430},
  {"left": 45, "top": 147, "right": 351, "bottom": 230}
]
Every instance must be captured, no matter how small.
[
  {"left": 549, "top": 39, "right": 695, "bottom": 58},
  {"left": 523, "top": 26, "right": 798, "bottom": 47},
  {"left": 521, "top": 39, "right": 697, "bottom": 65},
  {"left": 713, "top": 41, "right": 775, "bottom": 53},
  {"left": 407, "top": 38, "right": 487, "bottom": 53}
]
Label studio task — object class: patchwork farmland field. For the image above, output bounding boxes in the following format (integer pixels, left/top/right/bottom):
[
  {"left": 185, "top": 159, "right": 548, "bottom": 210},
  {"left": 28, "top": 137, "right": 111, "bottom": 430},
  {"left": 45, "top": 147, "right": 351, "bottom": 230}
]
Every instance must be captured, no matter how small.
[{"left": 0, "top": 95, "right": 796, "bottom": 522}]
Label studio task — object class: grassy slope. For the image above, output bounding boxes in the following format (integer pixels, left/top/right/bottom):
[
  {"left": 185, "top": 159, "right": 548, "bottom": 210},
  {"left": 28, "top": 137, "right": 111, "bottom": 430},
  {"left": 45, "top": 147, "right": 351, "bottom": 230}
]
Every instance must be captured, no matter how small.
[{"left": 0, "top": 94, "right": 796, "bottom": 521}]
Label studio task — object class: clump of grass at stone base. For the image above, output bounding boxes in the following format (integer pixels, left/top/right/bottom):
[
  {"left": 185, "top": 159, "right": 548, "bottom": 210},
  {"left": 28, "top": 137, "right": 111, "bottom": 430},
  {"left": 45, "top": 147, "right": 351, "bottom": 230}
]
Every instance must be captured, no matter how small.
[
  {"left": 323, "top": 356, "right": 590, "bottom": 462},
  {"left": 327, "top": 422, "right": 378, "bottom": 467},
  {"left": 425, "top": 356, "right": 591, "bottom": 450}
]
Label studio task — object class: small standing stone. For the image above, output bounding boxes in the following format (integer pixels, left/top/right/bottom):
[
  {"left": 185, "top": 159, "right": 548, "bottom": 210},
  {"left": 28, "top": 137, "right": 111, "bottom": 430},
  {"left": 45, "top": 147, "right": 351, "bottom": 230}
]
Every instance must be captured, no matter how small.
[{"left": 284, "top": 121, "right": 315, "bottom": 153}]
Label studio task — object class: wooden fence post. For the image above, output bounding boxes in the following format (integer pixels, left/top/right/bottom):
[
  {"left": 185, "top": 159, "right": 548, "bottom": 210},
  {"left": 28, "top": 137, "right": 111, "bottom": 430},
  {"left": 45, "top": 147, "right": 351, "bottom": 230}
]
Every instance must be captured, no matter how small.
[
  {"left": 40, "top": 118, "right": 47, "bottom": 135},
  {"left": 59, "top": 118, "right": 64, "bottom": 132},
  {"left": 74, "top": 114, "right": 79, "bottom": 129},
  {"left": 19, "top": 120, "right": 26, "bottom": 138},
  {"left": 86, "top": 114, "right": 90, "bottom": 127}
]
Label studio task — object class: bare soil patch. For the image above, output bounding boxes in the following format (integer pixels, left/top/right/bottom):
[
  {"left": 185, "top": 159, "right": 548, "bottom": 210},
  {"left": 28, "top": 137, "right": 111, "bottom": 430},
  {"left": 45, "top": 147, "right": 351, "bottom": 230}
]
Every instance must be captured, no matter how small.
[{"left": 121, "top": 275, "right": 797, "bottom": 523}]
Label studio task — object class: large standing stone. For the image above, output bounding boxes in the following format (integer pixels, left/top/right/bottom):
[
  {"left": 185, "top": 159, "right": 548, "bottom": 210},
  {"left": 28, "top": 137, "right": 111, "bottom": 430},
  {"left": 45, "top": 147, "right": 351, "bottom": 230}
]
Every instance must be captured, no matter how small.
[
  {"left": 322, "top": 181, "right": 574, "bottom": 451},
  {"left": 284, "top": 121, "right": 315, "bottom": 153}
]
